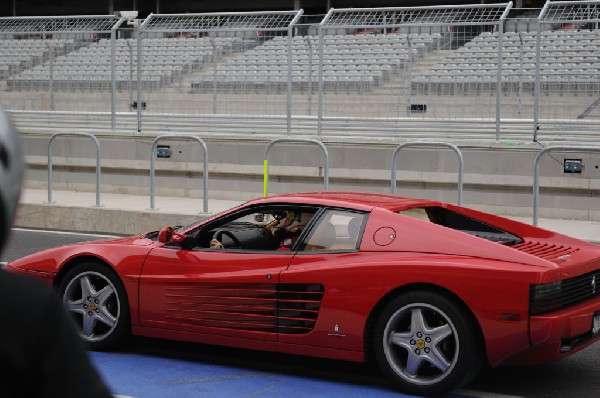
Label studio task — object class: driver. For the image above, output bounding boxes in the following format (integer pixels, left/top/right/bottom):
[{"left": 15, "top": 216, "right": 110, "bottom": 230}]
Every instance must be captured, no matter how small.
[
  {"left": 210, "top": 237, "right": 224, "bottom": 249},
  {"left": 268, "top": 210, "right": 305, "bottom": 250},
  {"left": 209, "top": 210, "right": 306, "bottom": 250}
]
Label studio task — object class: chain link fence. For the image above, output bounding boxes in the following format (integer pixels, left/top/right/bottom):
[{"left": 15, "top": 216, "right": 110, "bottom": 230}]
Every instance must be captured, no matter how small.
[
  {"left": 136, "top": 10, "right": 303, "bottom": 133},
  {"left": 315, "top": 3, "right": 512, "bottom": 139},
  {"left": 0, "top": 15, "right": 125, "bottom": 127},
  {"left": 0, "top": 1, "right": 599, "bottom": 141},
  {"left": 534, "top": 0, "right": 600, "bottom": 140}
]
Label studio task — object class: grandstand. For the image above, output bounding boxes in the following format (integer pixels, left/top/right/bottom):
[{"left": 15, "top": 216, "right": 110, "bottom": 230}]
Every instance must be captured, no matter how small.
[
  {"left": 1, "top": 1, "right": 600, "bottom": 226},
  {"left": 0, "top": 38, "right": 76, "bottom": 79},
  {"left": 0, "top": 3, "right": 597, "bottom": 125},
  {"left": 2, "top": 28, "right": 598, "bottom": 99},
  {"left": 414, "top": 30, "right": 600, "bottom": 95},
  {"left": 190, "top": 33, "right": 442, "bottom": 94},
  {"left": 7, "top": 36, "right": 247, "bottom": 91}
]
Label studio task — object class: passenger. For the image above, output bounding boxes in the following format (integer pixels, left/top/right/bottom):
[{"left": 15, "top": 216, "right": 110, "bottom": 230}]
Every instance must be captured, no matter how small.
[{"left": 272, "top": 211, "right": 307, "bottom": 250}]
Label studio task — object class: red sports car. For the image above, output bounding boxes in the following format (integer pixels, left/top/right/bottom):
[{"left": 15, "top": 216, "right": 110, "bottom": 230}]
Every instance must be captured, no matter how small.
[{"left": 6, "top": 191, "right": 600, "bottom": 395}]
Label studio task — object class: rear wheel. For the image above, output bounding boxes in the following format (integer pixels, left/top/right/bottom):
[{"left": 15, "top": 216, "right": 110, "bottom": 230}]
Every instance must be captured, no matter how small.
[
  {"left": 374, "top": 291, "right": 483, "bottom": 396},
  {"left": 58, "top": 262, "right": 130, "bottom": 350}
]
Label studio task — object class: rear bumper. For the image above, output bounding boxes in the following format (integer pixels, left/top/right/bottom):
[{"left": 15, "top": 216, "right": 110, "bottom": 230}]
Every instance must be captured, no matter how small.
[{"left": 507, "top": 296, "right": 600, "bottom": 365}]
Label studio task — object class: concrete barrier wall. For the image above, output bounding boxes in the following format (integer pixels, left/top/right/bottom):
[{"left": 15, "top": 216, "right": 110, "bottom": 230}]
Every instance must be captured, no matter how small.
[{"left": 21, "top": 132, "right": 600, "bottom": 221}]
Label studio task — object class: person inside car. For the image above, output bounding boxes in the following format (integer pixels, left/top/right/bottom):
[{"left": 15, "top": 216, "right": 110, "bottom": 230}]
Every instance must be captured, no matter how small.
[{"left": 209, "top": 210, "right": 308, "bottom": 250}]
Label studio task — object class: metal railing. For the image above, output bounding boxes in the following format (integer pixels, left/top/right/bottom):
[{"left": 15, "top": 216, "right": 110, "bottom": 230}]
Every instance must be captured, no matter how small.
[
  {"left": 47, "top": 132, "right": 101, "bottom": 207},
  {"left": 391, "top": 142, "right": 464, "bottom": 205},
  {"left": 263, "top": 138, "right": 329, "bottom": 196},
  {"left": 149, "top": 134, "right": 209, "bottom": 213}
]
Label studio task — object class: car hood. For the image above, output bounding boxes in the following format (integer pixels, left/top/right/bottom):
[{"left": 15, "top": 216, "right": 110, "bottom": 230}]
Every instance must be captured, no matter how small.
[{"left": 5, "top": 234, "right": 156, "bottom": 276}]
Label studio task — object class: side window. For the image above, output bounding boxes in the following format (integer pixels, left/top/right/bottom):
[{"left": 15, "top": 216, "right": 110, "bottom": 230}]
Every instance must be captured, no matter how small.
[
  {"left": 195, "top": 207, "right": 317, "bottom": 251},
  {"left": 303, "top": 210, "right": 366, "bottom": 251}
]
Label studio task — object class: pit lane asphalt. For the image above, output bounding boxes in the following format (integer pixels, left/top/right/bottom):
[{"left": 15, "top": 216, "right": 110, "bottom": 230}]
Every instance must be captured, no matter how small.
[{"left": 4, "top": 228, "right": 600, "bottom": 398}]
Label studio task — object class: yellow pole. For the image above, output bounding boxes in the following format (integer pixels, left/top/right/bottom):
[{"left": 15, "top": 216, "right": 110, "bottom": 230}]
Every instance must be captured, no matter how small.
[{"left": 263, "top": 159, "right": 268, "bottom": 197}]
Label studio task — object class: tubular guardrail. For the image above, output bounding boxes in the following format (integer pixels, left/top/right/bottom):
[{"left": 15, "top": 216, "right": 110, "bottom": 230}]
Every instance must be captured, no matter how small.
[
  {"left": 533, "top": 145, "right": 600, "bottom": 225},
  {"left": 47, "top": 132, "right": 102, "bottom": 207},
  {"left": 263, "top": 138, "right": 329, "bottom": 197},
  {"left": 150, "top": 135, "right": 209, "bottom": 213},
  {"left": 391, "top": 142, "right": 464, "bottom": 205}
]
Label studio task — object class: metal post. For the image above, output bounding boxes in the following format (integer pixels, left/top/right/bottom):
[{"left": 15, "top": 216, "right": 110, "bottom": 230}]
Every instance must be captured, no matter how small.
[
  {"left": 264, "top": 138, "right": 329, "bottom": 197},
  {"left": 287, "top": 25, "right": 293, "bottom": 135},
  {"left": 47, "top": 42, "right": 55, "bottom": 111},
  {"left": 110, "top": 25, "right": 117, "bottom": 130},
  {"left": 533, "top": 19, "right": 544, "bottom": 141},
  {"left": 495, "top": 21, "right": 504, "bottom": 141},
  {"left": 405, "top": 38, "right": 413, "bottom": 118},
  {"left": 210, "top": 38, "right": 218, "bottom": 115},
  {"left": 317, "top": 23, "right": 325, "bottom": 138},
  {"left": 306, "top": 35, "right": 313, "bottom": 116},
  {"left": 149, "top": 135, "right": 209, "bottom": 213},
  {"left": 47, "top": 132, "right": 102, "bottom": 207},
  {"left": 136, "top": 27, "right": 143, "bottom": 132},
  {"left": 517, "top": 32, "right": 524, "bottom": 118},
  {"left": 390, "top": 142, "right": 464, "bottom": 205},
  {"left": 127, "top": 40, "right": 133, "bottom": 109}
]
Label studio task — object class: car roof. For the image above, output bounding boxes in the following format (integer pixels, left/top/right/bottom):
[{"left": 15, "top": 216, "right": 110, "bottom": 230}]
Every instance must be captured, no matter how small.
[{"left": 252, "top": 191, "right": 441, "bottom": 212}]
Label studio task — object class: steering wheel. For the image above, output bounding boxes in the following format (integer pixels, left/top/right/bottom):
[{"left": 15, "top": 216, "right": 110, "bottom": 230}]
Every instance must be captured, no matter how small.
[{"left": 213, "top": 230, "right": 242, "bottom": 249}]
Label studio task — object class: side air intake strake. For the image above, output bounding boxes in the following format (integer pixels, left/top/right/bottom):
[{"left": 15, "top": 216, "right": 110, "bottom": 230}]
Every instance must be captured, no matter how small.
[{"left": 164, "top": 283, "right": 324, "bottom": 335}]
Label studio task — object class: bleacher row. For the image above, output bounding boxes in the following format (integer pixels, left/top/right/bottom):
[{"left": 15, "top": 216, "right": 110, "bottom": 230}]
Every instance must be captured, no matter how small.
[
  {"left": 190, "top": 33, "right": 441, "bottom": 93},
  {"left": 413, "top": 30, "right": 600, "bottom": 93},
  {"left": 1, "top": 29, "right": 599, "bottom": 94},
  {"left": 6, "top": 37, "right": 247, "bottom": 91},
  {"left": 0, "top": 39, "right": 77, "bottom": 79}
]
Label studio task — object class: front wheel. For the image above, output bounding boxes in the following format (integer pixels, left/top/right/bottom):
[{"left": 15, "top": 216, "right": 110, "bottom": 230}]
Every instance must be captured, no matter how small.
[
  {"left": 374, "top": 291, "right": 483, "bottom": 396},
  {"left": 58, "top": 262, "right": 130, "bottom": 350}
]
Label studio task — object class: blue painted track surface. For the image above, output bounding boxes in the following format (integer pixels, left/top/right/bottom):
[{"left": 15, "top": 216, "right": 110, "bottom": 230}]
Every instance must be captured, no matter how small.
[
  {"left": 91, "top": 350, "right": 411, "bottom": 398},
  {"left": 89, "top": 338, "right": 473, "bottom": 398}
]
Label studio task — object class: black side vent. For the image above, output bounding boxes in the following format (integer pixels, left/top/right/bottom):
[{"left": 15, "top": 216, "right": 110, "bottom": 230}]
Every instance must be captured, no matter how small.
[{"left": 277, "top": 283, "right": 324, "bottom": 334}]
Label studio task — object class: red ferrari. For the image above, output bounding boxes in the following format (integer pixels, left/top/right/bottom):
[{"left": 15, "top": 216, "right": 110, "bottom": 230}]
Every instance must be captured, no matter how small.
[{"left": 6, "top": 191, "right": 600, "bottom": 395}]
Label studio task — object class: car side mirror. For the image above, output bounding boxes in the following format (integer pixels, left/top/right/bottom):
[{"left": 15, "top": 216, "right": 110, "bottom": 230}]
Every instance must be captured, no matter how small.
[{"left": 158, "top": 226, "right": 187, "bottom": 244}]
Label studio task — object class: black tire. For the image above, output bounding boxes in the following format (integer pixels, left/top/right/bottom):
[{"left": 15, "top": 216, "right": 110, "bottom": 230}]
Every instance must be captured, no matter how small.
[
  {"left": 58, "top": 262, "right": 130, "bottom": 351},
  {"left": 373, "top": 291, "right": 483, "bottom": 396}
]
